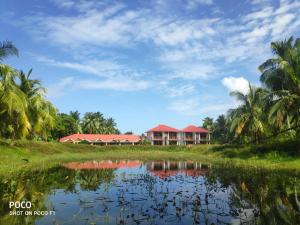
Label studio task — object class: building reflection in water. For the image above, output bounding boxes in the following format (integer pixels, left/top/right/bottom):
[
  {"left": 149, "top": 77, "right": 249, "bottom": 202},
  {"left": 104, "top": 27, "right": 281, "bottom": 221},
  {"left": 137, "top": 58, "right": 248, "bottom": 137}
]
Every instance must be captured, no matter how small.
[
  {"left": 63, "top": 160, "right": 209, "bottom": 178},
  {"left": 146, "top": 161, "right": 209, "bottom": 178}
]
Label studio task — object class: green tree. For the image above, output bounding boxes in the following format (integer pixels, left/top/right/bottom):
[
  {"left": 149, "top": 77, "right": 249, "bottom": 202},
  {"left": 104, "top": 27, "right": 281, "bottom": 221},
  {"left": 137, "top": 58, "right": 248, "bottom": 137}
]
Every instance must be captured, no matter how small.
[
  {"left": 0, "top": 43, "right": 30, "bottom": 139},
  {"left": 229, "top": 84, "right": 267, "bottom": 143},
  {"left": 81, "top": 112, "right": 119, "bottom": 134},
  {"left": 0, "top": 65, "right": 31, "bottom": 139},
  {"left": 0, "top": 41, "right": 18, "bottom": 61},
  {"left": 51, "top": 113, "right": 77, "bottom": 139},
  {"left": 81, "top": 112, "right": 105, "bottom": 134},
  {"left": 18, "top": 69, "right": 57, "bottom": 140},
  {"left": 103, "top": 117, "right": 119, "bottom": 134},
  {"left": 212, "top": 114, "right": 229, "bottom": 143},
  {"left": 70, "top": 110, "right": 82, "bottom": 133},
  {"left": 259, "top": 37, "right": 300, "bottom": 134},
  {"left": 202, "top": 117, "right": 214, "bottom": 132}
]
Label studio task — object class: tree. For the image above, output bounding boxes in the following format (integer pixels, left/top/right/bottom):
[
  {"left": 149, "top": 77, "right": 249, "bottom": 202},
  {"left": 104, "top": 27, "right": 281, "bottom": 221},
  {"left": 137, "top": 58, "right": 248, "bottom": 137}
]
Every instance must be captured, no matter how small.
[
  {"left": 259, "top": 36, "right": 300, "bottom": 134},
  {"left": 0, "top": 42, "right": 57, "bottom": 140},
  {"left": 0, "top": 65, "right": 31, "bottom": 139},
  {"left": 18, "top": 69, "right": 57, "bottom": 140},
  {"left": 212, "top": 115, "right": 229, "bottom": 143},
  {"left": 70, "top": 110, "right": 82, "bottom": 133},
  {"left": 0, "top": 41, "right": 18, "bottom": 61},
  {"left": 103, "top": 117, "right": 119, "bottom": 134},
  {"left": 0, "top": 42, "right": 30, "bottom": 139},
  {"left": 81, "top": 112, "right": 119, "bottom": 134},
  {"left": 51, "top": 114, "right": 77, "bottom": 139},
  {"left": 228, "top": 84, "right": 267, "bottom": 143},
  {"left": 202, "top": 117, "right": 214, "bottom": 132},
  {"left": 124, "top": 131, "right": 133, "bottom": 135},
  {"left": 81, "top": 112, "right": 105, "bottom": 134}
]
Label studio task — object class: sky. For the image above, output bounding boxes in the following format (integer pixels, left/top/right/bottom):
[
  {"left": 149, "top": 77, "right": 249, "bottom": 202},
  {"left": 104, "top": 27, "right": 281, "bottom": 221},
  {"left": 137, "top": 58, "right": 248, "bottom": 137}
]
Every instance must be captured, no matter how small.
[{"left": 1, "top": 0, "right": 300, "bottom": 134}]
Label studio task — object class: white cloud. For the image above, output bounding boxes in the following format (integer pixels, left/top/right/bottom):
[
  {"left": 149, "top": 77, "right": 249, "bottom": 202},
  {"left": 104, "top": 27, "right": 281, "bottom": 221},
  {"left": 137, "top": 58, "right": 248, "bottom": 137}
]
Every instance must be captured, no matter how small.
[
  {"left": 146, "top": 19, "right": 217, "bottom": 46},
  {"left": 34, "top": 55, "right": 123, "bottom": 77},
  {"left": 51, "top": 0, "right": 75, "bottom": 9},
  {"left": 221, "top": 76, "right": 250, "bottom": 94},
  {"left": 47, "top": 76, "right": 150, "bottom": 96},
  {"left": 249, "top": 0, "right": 271, "bottom": 5},
  {"left": 76, "top": 77, "right": 150, "bottom": 91},
  {"left": 186, "top": 0, "right": 214, "bottom": 9},
  {"left": 168, "top": 63, "right": 217, "bottom": 80},
  {"left": 244, "top": 6, "right": 273, "bottom": 21},
  {"left": 160, "top": 82, "right": 196, "bottom": 97},
  {"left": 168, "top": 97, "right": 234, "bottom": 116},
  {"left": 47, "top": 77, "right": 74, "bottom": 98},
  {"left": 29, "top": 3, "right": 139, "bottom": 47}
]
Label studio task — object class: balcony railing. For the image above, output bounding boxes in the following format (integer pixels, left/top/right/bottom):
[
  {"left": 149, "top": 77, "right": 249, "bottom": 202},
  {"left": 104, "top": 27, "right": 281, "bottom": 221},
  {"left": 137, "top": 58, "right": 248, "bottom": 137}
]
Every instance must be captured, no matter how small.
[
  {"left": 153, "top": 136, "right": 163, "bottom": 140},
  {"left": 184, "top": 137, "right": 193, "bottom": 141}
]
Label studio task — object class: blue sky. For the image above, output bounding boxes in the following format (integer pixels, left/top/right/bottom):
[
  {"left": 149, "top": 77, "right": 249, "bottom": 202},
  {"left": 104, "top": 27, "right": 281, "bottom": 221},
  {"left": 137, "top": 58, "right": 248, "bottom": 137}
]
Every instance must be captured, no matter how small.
[{"left": 1, "top": 0, "right": 300, "bottom": 134}]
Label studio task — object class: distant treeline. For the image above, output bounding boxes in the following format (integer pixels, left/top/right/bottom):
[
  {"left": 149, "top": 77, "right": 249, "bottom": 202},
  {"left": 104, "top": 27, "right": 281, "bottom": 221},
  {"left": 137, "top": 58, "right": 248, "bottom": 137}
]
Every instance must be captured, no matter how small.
[
  {"left": 202, "top": 37, "right": 300, "bottom": 144},
  {"left": 53, "top": 111, "right": 120, "bottom": 139},
  {"left": 0, "top": 41, "right": 119, "bottom": 140}
]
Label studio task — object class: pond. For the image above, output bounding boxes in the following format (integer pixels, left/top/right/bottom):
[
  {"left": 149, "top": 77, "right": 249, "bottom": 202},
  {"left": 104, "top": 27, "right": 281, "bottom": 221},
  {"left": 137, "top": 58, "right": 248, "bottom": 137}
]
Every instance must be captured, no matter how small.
[{"left": 0, "top": 160, "right": 300, "bottom": 225}]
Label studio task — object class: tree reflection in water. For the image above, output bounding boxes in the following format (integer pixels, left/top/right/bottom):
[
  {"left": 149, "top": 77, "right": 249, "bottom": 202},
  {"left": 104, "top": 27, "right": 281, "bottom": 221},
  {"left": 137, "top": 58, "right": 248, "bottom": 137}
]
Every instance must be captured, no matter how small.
[{"left": 0, "top": 160, "right": 299, "bottom": 225}]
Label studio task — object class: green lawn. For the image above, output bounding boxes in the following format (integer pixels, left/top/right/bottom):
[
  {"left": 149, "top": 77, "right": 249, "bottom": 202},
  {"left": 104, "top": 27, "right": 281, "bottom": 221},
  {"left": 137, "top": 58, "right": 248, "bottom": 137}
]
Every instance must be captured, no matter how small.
[{"left": 1, "top": 139, "right": 300, "bottom": 175}]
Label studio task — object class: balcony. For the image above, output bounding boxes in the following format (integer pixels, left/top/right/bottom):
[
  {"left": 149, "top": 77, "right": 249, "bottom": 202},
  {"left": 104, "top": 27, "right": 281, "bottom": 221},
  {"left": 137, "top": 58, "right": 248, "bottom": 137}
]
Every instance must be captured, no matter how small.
[
  {"left": 153, "top": 136, "right": 163, "bottom": 140},
  {"left": 184, "top": 137, "right": 193, "bottom": 141}
]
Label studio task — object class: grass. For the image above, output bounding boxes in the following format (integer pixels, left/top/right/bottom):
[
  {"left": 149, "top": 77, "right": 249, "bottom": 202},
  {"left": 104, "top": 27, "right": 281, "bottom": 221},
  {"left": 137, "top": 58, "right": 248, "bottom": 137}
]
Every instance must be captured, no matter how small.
[{"left": 1, "top": 139, "right": 300, "bottom": 175}]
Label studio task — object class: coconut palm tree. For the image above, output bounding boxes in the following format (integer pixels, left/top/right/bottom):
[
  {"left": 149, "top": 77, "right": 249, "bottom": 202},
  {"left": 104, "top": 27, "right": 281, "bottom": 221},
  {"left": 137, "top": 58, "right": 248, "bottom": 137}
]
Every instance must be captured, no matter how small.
[
  {"left": 229, "top": 84, "right": 268, "bottom": 143},
  {"left": 103, "top": 117, "right": 119, "bottom": 134},
  {"left": 0, "top": 41, "right": 18, "bottom": 61},
  {"left": 259, "top": 37, "right": 300, "bottom": 134},
  {"left": 0, "top": 41, "right": 30, "bottom": 139},
  {"left": 18, "top": 69, "right": 57, "bottom": 140},
  {"left": 0, "top": 65, "right": 31, "bottom": 139},
  {"left": 70, "top": 110, "right": 82, "bottom": 133},
  {"left": 82, "top": 112, "right": 105, "bottom": 134}
]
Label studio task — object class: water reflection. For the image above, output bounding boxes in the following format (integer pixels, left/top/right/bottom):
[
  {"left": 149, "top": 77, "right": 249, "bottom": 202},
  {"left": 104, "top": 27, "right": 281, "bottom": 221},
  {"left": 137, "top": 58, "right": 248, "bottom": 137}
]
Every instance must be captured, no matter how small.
[{"left": 0, "top": 161, "right": 299, "bottom": 225}]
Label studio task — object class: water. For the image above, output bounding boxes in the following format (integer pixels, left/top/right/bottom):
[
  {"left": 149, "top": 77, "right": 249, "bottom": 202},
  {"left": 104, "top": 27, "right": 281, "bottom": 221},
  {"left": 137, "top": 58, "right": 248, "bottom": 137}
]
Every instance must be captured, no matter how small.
[{"left": 0, "top": 160, "right": 300, "bottom": 225}]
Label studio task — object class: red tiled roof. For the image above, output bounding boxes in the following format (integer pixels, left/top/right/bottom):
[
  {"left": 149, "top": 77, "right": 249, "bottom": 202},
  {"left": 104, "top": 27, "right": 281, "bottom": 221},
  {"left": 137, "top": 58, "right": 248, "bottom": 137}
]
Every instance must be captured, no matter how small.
[
  {"left": 63, "top": 160, "right": 142, "bottom": 170},
  {"left": 181, "top": 125, "right": 209, "bottom": 133},
  {"left": 147, "top": 124, "right": 180, "bottom": 132},
  {"left": 60, "top": 134, "right": 141, "bottom": 143}
]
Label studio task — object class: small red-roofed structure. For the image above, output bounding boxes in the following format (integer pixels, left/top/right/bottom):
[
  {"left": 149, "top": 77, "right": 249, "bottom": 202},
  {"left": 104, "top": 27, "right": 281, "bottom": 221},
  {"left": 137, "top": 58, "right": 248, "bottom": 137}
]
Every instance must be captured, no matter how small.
[{"left": 60, "top": 134, "right": 141, "bottom": 145}]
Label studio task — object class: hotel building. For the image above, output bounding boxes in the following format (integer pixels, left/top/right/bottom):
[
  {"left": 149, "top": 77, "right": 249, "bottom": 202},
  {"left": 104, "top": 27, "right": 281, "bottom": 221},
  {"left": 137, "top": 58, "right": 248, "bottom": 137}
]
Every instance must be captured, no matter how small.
[{"left": 146, "top": 124, "right": 210, "bottom": 145}]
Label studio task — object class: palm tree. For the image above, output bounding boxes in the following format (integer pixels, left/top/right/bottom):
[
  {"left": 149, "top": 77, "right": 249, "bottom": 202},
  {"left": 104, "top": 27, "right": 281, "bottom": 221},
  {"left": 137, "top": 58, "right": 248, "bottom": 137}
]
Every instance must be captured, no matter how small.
[
  {"left": 0, "top": 41, "right": 18, "bottom": 61},
  {"left": 0, "top": 65, "right": 31, "bottom": 139},
  {"left": 0, "top": 41, "right": 30, "bottom": 139},
  {"left": 18, "top": 69, "right": 57, "bottom": 140},
  {"left": 70, "top": 110, "right": 82, "bottom": 133},
  {"left": 212, "top": 115, "right": 228, "bottom": 143},
  {"left": 82, "top": 112, "right": 105, "bottom": 134},
  {"left": 202, "top": 117, "right": 214, "bottom": 131},
  {"left": 103, "top": 117, "right": 119, "bottom": 134},
  {"left": 229, "top": 84, "right": 267, "bottom": 143},
  {"left": 259, "top": 37, "right": 300, "bottom": 134}
]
